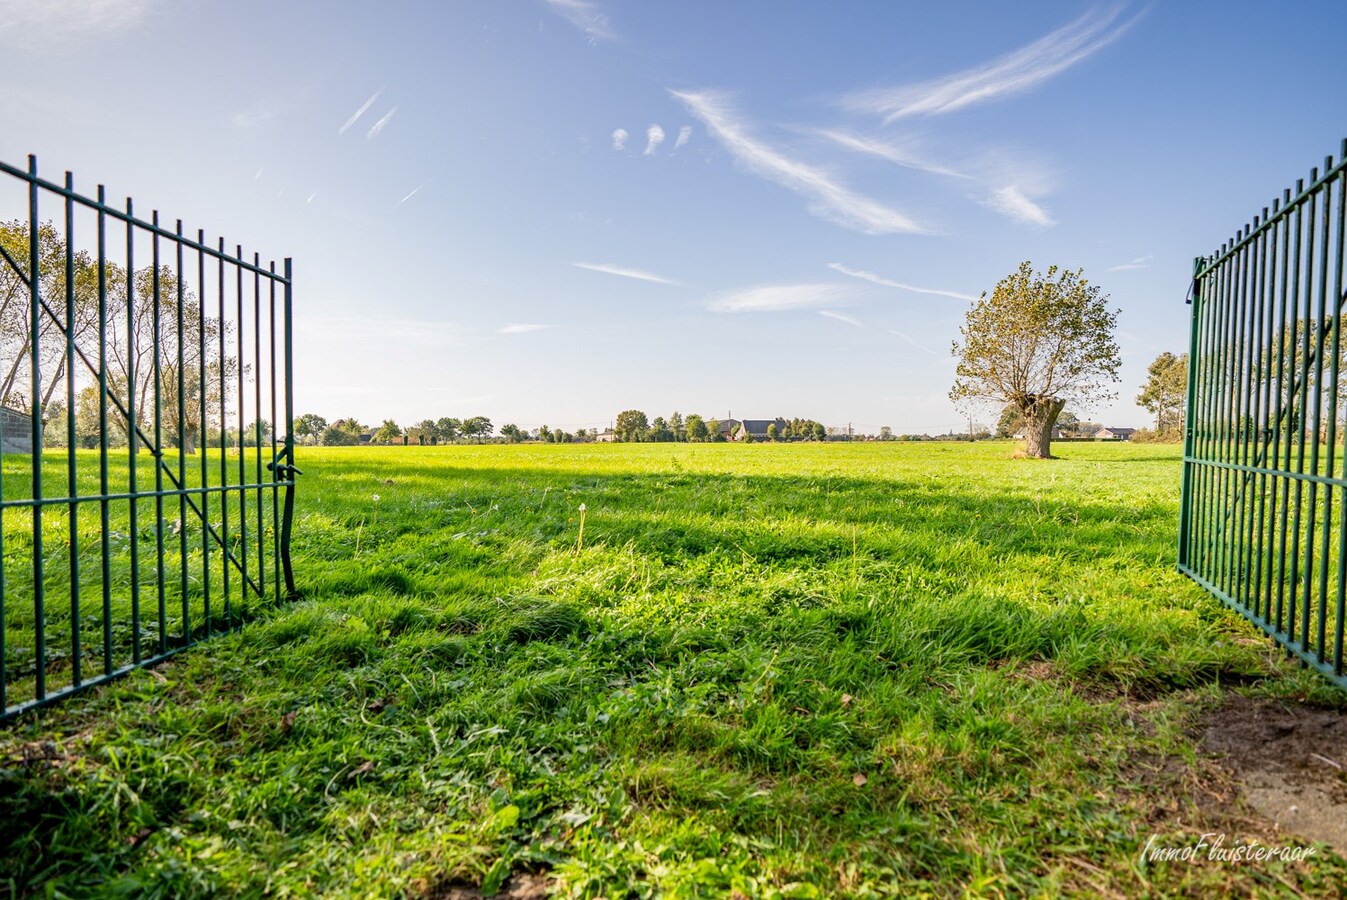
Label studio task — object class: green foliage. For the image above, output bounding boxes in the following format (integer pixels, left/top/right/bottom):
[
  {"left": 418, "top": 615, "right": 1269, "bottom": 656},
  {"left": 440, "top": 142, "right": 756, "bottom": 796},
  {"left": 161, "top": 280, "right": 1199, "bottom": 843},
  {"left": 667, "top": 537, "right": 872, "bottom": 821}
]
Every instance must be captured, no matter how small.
[
  {"left": 1137, "top": 351, "right": 1187, "bottom": 435},
  {"left": 436, "top": 416, "right": 462, "bottom": 442},
  {"left": 952, "top": 262, "right": 1120, "bottom": 457},
  {"left": 372, "top": 419, "right": 402, "bottom": 444},
  {"left": 404, "top": 418, "right": 437, "bottom": 445},
  {"left": 1, "top": 222, "right": 237, "bottom": 449},
  {"left": 461, "top": 416, "right": 493, "bottom": 441},
  {"left": 295, "top": 413, "right": 328, "bottom": 444},
  {"left": 0, "top": 220, "right": 100, "bottom": 420},
  {"left": 615, "top": 409, "right": 648, "bottom": 442},
  {"left": 320, "top": 417, "right": 365, "bottom": 446},
  {"left": 647, "top": 416, "right": 672, "bottom": 443}
]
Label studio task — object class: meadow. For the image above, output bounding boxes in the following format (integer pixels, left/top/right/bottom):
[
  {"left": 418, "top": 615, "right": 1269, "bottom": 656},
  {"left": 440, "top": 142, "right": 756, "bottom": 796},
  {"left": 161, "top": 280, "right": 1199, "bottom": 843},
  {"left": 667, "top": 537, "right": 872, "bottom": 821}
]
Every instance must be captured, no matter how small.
[{"left": 2, "top": 442, "right": 1345, "bottom": 898}]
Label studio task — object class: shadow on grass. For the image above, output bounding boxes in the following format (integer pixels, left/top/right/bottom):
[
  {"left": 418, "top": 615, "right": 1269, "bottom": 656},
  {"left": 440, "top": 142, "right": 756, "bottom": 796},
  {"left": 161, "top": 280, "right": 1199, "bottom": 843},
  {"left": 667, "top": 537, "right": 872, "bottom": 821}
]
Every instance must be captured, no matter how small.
[{"left": 1, "top": 450, "right": 1313, "bottom": 898}]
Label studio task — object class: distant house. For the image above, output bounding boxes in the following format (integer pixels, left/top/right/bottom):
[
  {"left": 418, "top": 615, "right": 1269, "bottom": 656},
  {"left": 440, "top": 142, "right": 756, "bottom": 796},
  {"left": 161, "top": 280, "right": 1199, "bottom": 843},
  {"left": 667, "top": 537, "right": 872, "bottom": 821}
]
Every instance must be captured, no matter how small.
[
  {"left": 715, "top": 418, "right": 741, "bottom": 440},
  {"left": 0, "top": 405, "right": 32, "bottom": 454},
  {"left": 595, "top": 429, "right": 617, "bottom": 443},
  {"left": 733, "top": 418, "right": 789, "bottom": 441},
  {"left": 1095, "top": 427, "right": 1137, "bottom": 441}
]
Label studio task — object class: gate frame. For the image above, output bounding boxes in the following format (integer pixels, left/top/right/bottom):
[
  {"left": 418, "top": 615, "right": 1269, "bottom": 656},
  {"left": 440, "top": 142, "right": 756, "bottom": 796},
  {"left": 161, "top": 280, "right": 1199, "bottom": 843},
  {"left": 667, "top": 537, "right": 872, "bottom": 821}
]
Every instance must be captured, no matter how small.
[
  {"left": 1179, "top": 139, "right": 1347, "bottom": 691},
  {"left": 0, "top": 154, "right": 298, "bottom": 720}
]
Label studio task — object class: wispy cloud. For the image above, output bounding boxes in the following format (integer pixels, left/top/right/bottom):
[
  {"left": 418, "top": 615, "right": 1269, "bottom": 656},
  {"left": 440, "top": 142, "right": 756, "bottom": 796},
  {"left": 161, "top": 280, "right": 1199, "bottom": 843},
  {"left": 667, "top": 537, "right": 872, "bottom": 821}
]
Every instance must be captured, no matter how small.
[
  {"left": 366, "top": 107, "right": 397, "bottom": 140},
  {"left": 820, "top": 309, "right": 862, "bottom": 327},
  {"left": 339, "top": 89, "right": 383, "bottom": 135},
  {"left": 671, "top": 89, "right": 924, "bottom": 235},
  {"left": 674, "top": 126, "right": 692, "bottom": 150},
  {"left": 888, "top": 330, "right": 941, "bottom": 356},
  {"left": 828, "top": 263, "right": 976, "bottom": 301},
  {"left": 709, "top": 282, "right": 859, "bottom": 313},
  {"left": 978, "top": 185, "right": 1054, "bottom": 226},
  {"left": 572, "top": 262, "right": 680, "bottom": 285},
  {"left": 232, "top": 97, "right": 292, "bottom": 129},
  {"left": 541, "top": 0, "right": 615, "bottom": 42},
  {"left": 611, "top": 128, "right": 629, "bottom": 151},
  {"left": 817, "top": 130, "right": 970, "bottom": 179},
  {"left": 392, "top": 184, "right": 423, "bottom": 210},
  {"left": 499, "top": 323, "right": 555, "bottom": 334},
  {"left": 1, "top": 0, "right": 156, "bottom": 40},
  {"left": 842, "top": 5, "right": 1138, "bottom": 122},
  {"left": 1108, "top": 254, "right": 1154, "bottom": 272},
  {"left": 306, "top": 190, "right": 319, "bottom": 204},
  {"left": 253, "top": 168, "right": 264, "bottom": 182},
  {"left": 644, "top": 124, "right": 666, "bottom": 156}
]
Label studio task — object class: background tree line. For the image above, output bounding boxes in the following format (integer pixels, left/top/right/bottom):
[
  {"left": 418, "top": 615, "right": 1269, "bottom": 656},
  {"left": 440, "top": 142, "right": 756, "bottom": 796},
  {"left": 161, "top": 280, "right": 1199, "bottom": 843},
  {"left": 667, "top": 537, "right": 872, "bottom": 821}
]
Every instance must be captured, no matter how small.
[
  {"left": 293, "top": 414, "right": 496, "bottom": 446},
  {"left": 608, "top": 410, "right": 828, "bottom": 443},
  {"left": 3, "top": 220, "right": 245, "bottom": 454}
]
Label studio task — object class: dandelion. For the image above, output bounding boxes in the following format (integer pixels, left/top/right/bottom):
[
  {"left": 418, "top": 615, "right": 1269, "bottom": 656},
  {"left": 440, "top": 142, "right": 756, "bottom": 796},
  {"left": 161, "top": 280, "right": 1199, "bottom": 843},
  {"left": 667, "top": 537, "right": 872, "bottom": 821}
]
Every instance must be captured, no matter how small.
[{"left": 373, "top": 494, "right": 381, "bottom": 503}]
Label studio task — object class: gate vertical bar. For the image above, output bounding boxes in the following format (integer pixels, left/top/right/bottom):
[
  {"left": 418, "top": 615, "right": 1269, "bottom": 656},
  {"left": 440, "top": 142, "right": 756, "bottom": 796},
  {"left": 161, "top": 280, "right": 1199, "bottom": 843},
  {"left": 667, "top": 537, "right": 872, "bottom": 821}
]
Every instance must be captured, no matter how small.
[
  {"left": 126, "top": 197, "right": 141, "bottom": 664},
  {"left": 1313, "top": 156, "right": 1334, "bottom": 662},
  {"left": 197, "top": 231, "right": 211, "bottom": 636},
  {"left": 1274, "top": 189, "right": 1294, "bottom": 636},
  {"left": 152, "top": 213, "right": 166, "bottom": 654},
  {"left": 1296, "top": 173, "right": 1318, "bottom": 652},
  {"left": 252, "top": 255, "right": 263, "bottom": 601},
  {"left": 281, "top": 257, "right": 296, "bottom": 598},
  {"left": 176, "top": 221, "right": 190, "bottom": 644},
  {"left": 97, "top": 185, "right": 112, "bottom": 676},
  {"left": 64, "top": 172, "right": 81, "bottom": 688},
  {"left": 1334, "top": 142, "right": 1347, "bottom": 676},
  {"left": 269, "top": 264, "right": 280, "bottom": 604},
  {"left": 1250, "top": 209, "right": 1271, "bottom": 620},
  {"left": 218, "top": 238, "right": 231, "bottom": 629},
  {"left": 1179, "top": 256, "right": 1205, "bottom": 567},
  {"left": 28, "top": 155, "right": 46, "bottom": 703},
  {"left": 235, "top": 245, "right": 248, "bottom": 618}
]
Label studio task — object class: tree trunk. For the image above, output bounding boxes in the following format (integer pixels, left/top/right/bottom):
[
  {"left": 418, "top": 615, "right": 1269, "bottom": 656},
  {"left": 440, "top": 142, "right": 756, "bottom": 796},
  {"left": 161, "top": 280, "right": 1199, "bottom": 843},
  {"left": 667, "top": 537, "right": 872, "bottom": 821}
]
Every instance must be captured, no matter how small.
[{"left": 1021, "top": 397, "right": 1066, "bottom": 459}]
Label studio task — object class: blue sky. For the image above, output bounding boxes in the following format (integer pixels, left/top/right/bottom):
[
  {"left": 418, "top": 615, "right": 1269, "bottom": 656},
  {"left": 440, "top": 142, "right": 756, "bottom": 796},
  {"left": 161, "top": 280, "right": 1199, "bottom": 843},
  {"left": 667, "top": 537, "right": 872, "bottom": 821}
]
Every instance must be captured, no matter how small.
[{"left": 2, "top": 1, "right": 1345, "bottom": 434}]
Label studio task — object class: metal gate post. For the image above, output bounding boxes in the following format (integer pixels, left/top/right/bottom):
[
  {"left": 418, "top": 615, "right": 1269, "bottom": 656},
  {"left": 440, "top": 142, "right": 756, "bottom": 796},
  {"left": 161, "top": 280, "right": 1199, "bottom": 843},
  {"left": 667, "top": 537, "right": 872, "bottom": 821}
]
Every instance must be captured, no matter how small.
[{"left": 1178, "top": 256, "right": 1206, "bottom": 568}]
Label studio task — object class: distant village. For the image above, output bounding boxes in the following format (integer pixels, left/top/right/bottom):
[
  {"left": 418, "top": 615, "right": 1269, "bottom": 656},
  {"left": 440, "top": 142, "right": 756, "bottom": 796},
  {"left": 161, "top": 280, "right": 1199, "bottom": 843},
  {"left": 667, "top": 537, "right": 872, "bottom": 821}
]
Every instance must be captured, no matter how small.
[
  {"left": 286, "top": 409, "right": 1143, "bottom": 447},
  {"left": 0, "top": 402, "right": 1144, "bottom": 454}
]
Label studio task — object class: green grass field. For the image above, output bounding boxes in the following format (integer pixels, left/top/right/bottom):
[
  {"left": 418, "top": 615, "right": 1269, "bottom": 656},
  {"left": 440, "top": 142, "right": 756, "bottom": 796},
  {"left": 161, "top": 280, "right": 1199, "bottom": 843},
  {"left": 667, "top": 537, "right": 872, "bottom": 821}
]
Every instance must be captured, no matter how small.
[{"left": 2, "top": 442, "right": 1344, "bottom": 897}]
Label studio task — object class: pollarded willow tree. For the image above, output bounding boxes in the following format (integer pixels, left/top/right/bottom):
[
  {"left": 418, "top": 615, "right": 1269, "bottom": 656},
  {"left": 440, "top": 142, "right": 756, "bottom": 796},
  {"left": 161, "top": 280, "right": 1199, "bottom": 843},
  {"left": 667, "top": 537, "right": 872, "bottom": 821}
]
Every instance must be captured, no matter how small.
[{"left": 951, "top": 262, "right": 1120, "bottom": 459}]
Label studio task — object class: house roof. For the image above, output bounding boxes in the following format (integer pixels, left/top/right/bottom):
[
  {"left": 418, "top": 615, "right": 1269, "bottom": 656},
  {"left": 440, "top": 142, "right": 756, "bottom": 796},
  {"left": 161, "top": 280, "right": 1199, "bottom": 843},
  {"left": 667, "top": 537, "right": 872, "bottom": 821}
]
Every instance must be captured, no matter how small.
[
  {"left": 1099, "top": 426, "right": 1137, "bottom": 435},
  {"left": 738, "top": 418, "right": 787, "bottom": 435}
]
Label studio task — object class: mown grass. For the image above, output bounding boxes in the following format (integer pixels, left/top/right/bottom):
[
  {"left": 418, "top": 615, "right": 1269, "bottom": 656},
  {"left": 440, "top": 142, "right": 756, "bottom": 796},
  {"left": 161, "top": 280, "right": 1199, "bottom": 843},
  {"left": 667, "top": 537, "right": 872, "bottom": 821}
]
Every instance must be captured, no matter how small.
[{"left": 2, "top": 442, "right": 1345, "bottom": 898}]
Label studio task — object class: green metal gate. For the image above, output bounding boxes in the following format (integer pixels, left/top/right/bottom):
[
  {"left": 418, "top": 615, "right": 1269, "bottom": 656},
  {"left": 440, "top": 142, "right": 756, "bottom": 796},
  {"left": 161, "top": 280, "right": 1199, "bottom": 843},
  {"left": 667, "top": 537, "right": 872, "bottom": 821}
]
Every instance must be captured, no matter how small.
[
  {"left": 0, "top": 155, "right": 298, "bottom": 719},
  {"left": 1179, "top": 139, "right": 1347, "bottom": 689}
]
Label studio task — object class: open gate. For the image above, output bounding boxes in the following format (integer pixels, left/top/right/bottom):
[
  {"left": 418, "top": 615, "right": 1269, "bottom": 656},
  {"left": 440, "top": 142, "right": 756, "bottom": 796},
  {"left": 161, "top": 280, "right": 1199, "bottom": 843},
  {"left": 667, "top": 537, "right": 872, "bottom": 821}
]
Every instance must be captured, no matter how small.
[
  {"left": 1179, "top": 139, "right": 1347, "bottom": 689},
  {"left": 0, "top": 155, "right": 298, "bottom": 719}
]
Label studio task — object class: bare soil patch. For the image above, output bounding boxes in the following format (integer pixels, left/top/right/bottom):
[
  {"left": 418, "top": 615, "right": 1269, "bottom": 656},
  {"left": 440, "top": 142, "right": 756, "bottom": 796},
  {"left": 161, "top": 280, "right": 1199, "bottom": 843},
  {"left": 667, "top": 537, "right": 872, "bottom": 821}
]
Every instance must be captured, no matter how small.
[
  {"left": 423, "top": 872, "right": 551, "bottom": 899},
  {"left": 1199, "top": 694, "right": 1347, "bottom": 853}
]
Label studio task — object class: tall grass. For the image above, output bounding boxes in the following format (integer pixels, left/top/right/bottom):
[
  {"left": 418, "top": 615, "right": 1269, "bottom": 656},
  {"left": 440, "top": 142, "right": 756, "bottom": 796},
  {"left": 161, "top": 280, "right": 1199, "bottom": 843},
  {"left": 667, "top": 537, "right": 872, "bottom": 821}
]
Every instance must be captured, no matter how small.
[{"left": 1, "top": 442, "right": 1342, "bottom": 897}]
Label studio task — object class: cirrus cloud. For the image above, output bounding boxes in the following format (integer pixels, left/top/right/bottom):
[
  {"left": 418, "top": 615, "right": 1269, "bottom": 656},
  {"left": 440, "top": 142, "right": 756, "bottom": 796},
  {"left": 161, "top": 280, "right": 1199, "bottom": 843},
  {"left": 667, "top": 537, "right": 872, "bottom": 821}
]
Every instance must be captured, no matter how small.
[
  {"left": 708, "top": 282, "right": 860, "bottom": 313},
  {"left": 670, "top": 89, "right": 926, "bottom": 235}
]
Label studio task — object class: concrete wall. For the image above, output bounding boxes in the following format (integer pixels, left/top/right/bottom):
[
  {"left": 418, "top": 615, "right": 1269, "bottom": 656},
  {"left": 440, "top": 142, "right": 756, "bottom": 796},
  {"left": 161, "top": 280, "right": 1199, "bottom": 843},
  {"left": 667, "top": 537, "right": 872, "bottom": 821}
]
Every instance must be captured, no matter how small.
[{"left": 0, "top": 405, "right": 33, "bottom": 454}]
